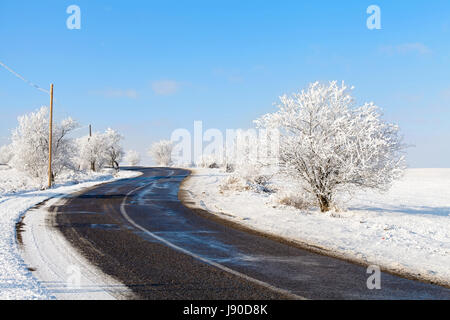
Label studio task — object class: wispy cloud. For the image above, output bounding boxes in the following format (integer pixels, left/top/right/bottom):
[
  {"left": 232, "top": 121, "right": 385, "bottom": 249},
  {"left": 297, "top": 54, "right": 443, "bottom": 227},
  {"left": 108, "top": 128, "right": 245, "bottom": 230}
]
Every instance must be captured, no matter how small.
[
  {"left": 379, "top": 42, "right": 432, "bottom": 55},
  {"left": 92, "top": 88, "right": 138, "bottom": 99},
  {"left": 151, "top": 80, "right": 180, "bottom": 96}
]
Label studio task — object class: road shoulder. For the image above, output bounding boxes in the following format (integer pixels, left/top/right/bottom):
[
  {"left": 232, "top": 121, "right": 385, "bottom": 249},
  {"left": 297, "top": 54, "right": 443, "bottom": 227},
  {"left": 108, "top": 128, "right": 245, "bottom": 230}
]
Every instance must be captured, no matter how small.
[
  {"left": 178, "top": 168, "right": 450, "bottom": 289},
  {"left": 19, "top": 173, "right": 141, "bottom": 300}
]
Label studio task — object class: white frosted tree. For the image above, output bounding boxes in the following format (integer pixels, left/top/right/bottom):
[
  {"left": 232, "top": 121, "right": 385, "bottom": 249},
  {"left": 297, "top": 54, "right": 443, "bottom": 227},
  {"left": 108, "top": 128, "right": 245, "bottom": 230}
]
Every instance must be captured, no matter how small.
[
  {"left": 0, "top": 144, "right": 13, "bottom": 165},
  {"left": 103, "top": 128, "right": 124, "bottom": 169},
  {"left": 255, "top": 81, "right": 406, "bottom": 212},
  {"left": 225, "top": 129, "right": 279, "bottom": 181},
  {"left": 124, "top": 150, "right": 141, "bottom": 166},
  {"left": 76, "top": 133, "right": 108, "bottom": 172},
  {"left": 10, "top": 107, "right": 79, "bottom": 181},
  {"left": 76, "top": 128, "right": 124, "bottom": 171},
  {"left": 149, "top": 140, "right": 173, "bottom": 166}
]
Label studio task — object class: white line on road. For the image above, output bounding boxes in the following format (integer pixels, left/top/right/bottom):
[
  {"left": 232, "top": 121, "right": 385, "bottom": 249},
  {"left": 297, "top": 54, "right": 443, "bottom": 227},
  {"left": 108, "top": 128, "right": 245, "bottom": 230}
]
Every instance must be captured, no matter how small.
[{"left": 119, "top": 179, "right": 307, "bottom": 300}]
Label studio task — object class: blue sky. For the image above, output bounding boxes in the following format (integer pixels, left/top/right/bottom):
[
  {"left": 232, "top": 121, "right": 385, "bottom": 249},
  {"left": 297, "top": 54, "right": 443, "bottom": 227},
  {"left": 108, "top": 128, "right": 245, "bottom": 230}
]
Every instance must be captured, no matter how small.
[{"left": 0, "top": 0, "right": 449, "bottom": 167}]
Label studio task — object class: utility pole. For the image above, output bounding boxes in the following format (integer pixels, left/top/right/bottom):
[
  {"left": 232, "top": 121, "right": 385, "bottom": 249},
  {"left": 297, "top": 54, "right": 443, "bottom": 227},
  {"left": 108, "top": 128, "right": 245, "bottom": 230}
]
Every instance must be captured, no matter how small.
[
  {"left": 48, "top": 84, "right": 54, "bottom": 189},
  {"left": 88, "top": 124, "right": 95, "bottom": 172}
]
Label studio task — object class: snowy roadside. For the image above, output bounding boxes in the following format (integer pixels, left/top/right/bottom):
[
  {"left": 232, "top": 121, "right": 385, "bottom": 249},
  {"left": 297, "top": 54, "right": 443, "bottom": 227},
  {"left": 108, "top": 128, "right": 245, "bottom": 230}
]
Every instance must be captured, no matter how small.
[
  {"left": 0, "top": 167, "right": 141, "bottom": 300},
  {"left": 181, "top": 168, "right": 450, "bottom": 288}
]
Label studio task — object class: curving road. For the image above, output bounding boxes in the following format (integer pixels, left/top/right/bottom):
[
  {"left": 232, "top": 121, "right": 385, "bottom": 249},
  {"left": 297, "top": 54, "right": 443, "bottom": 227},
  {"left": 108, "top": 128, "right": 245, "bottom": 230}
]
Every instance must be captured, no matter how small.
[{"left": 52, "top": 167, "right": 450, "bottom": 299}]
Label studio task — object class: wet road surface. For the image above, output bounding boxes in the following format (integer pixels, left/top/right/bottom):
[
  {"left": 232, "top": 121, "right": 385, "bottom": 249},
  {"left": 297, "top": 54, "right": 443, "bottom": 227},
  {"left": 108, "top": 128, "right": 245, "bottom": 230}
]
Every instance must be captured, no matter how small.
[{"left": 54, "top": 167, "right": 450, "bottom": 299}]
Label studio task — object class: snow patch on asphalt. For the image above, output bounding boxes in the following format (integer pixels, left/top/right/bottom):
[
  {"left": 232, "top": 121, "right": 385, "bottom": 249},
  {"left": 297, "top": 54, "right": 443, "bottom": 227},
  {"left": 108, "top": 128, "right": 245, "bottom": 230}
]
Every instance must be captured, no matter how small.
[{"left": 21, "top": 196, "right": 135, "bottom": 300}]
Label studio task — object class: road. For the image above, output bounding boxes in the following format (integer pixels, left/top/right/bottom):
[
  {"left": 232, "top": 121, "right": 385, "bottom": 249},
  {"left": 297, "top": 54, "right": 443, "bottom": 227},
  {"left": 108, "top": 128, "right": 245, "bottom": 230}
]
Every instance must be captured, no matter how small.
[{"left": 53, "top": 167, "right": 450, "bottom": 299}]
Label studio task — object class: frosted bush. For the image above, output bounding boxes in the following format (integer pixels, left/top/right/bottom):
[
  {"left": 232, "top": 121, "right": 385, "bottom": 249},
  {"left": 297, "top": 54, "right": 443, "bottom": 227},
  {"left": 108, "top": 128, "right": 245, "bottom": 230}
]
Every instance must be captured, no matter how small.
[
  {"left": 274, "top": 191, "right": 315, "bottom": 211},
  {"left": 219, "top": 175, "right": 249, "bottom": 192},
  {"left": 196, "top": 154, "right": 222, "bottom": 169}
]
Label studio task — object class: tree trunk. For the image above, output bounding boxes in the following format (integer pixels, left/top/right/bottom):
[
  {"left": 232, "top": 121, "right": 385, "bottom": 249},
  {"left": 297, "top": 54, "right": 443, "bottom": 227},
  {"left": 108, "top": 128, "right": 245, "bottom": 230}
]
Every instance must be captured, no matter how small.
[
  {"left": 90, "top": 161, "right": 96, "bottom": 172},
  {"left": 318, "top": 195, "right": 330, "bottom": 212}
]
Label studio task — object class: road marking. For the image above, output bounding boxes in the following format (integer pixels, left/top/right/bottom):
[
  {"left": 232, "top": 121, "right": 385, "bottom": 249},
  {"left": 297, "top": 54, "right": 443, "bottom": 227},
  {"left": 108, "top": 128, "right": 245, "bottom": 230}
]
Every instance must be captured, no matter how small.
[{"left": 119, "top": 178, "right": 307, "bottom": 300}]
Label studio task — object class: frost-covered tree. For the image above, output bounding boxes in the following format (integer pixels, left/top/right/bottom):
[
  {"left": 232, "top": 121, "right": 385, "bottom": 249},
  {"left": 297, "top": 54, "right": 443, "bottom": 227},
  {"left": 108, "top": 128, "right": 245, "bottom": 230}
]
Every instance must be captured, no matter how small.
[
  {"left": 76, "top": 128, "right": 124, "bottom": 171},
  {"left": 103, "top": 128, "right": 124, "bottom": 169},
  {"left": 255, "top": 81, "right": 406, "bottom": 212},
  {"left": 76, "top": 133, "right": 107, "bottom": 172},
  {"left": 0, "top": 144, "right": 13, "bottom": 165},
  {"left": 225, "top": 129, "right": 279, "bottom": 181},
  {"left": 10, "top": 106, "right": 78, "bottom": 181},
  {"left": 149, "top": 140, "right": 173, "bottom": 166},
  {"left": 124, "top": 150, "right": 141, "bottom": 166}
]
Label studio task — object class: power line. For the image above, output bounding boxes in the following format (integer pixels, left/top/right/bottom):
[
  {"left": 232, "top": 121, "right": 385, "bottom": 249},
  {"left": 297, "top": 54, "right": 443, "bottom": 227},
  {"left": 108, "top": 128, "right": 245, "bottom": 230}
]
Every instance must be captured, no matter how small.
[
  {"left": 0, "top": 60, "right": 50, "bottom": 94},
  {"left": 0, "top": 60, "right": 67, "bottom": 112}
]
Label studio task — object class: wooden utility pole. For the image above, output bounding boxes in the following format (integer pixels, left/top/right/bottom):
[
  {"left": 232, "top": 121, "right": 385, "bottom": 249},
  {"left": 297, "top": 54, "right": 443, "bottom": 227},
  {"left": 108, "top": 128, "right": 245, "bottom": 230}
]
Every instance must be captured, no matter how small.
[
  {"left": 48, "top": 84, "right": 54, "bottom": 189},
  {"left": 88, "top": 124, "right": 95, "bottom": 172}
]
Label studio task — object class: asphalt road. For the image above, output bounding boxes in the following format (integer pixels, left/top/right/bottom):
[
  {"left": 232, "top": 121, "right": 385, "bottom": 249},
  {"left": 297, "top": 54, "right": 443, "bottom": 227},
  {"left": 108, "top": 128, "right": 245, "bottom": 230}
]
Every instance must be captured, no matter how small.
[{"left": 54, "top": 167, "right": 450, "bottom": 300}]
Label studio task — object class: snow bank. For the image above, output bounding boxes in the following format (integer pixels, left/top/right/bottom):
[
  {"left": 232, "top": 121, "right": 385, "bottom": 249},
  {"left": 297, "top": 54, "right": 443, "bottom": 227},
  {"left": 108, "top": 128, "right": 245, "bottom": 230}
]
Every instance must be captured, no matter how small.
[
  {"left": 182, "top": 168, "right": 450, "bottom": 287},
  {"left": 0, "top": 168, "right": 140, "bottom": 300}
]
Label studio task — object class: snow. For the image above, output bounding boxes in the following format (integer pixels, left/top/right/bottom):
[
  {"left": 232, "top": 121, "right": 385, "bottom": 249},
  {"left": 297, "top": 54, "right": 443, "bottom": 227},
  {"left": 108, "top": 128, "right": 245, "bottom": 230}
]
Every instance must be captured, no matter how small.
[
  {"left": 182, "top": 168, "right": 450, "bottom": 287},
  {"left": 21, "top": 196, "right": 135, "bottom": 300},
  {"left": 0, "top": 166, "right": 140, "bottom": 300}
]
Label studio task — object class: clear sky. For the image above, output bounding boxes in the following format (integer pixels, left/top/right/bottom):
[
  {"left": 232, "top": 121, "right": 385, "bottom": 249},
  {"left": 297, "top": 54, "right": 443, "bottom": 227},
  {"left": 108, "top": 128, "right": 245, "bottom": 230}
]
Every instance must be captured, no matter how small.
[{"left": 0, "top": 0, "right": 449, "bottom": 167}]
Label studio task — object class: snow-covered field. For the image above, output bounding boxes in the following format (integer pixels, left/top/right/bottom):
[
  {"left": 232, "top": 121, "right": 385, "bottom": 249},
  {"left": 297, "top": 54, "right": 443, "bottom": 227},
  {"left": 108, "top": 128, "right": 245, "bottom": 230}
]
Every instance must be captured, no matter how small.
[
  {"left": 0, "top": 165, "right": 140, "bottom": 299},
  {"left": 182, "top": 168, "right": 450, "bottom": 287}
]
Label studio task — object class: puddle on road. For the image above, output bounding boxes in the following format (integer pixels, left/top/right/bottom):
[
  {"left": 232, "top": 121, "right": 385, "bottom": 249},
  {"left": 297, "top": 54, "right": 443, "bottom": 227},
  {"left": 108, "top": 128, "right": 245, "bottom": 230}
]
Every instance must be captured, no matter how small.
[
  {"left": 134, "top": 229, "right": 258, "bottom": 267},
  {"left": 90, "top": 224, "right": 121, "bottom": 230}
]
